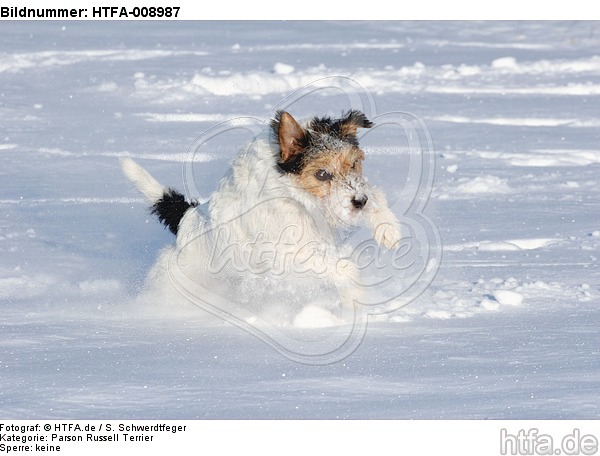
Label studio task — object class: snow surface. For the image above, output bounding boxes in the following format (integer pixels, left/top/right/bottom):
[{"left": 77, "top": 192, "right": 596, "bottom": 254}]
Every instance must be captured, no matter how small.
[{"left": 1, "top": 21, "right": 599, "bottom": 419}]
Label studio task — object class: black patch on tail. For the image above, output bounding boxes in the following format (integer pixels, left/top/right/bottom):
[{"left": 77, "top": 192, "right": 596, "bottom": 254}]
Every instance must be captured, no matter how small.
[{"left": 150, "top": 188, "right": 197, "bottom": 235}]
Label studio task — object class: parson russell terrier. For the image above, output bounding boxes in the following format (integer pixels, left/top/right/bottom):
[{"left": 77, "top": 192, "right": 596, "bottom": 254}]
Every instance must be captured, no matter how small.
[{"left": 121, "top": 110, "right": 402, "bottom": 319}]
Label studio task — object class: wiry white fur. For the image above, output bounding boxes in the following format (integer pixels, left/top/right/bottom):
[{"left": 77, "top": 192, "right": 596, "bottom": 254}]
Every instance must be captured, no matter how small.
[{"left": 122, "top": 129, "right": 402, "bottom": 324}]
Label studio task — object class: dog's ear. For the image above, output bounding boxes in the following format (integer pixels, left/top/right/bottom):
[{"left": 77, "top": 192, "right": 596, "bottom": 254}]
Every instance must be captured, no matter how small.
[
  {"left": 339, "top": 110, "right": 373, "bottom": 138},
  {"left": 276, "top": 111, "right": 306, "bottom": 162}
]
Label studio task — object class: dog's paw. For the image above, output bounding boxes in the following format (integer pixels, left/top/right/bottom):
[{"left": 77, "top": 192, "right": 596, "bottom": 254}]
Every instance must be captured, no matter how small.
[
  {"left": 335, "top": 258, "right": 360, "bottom": 283},
  {"left": 374, "top": 222, "right": 402, "bottom": 250}
]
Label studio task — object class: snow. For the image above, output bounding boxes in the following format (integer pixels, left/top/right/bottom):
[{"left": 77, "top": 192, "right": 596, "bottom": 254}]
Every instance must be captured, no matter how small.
[
  {"left": 273, "top": 62, "right": 295, "bottom": 75},
  {"left": 292, "top": 305, "right": 342, "bottom": 328},
  {"left": 1, "top": 21, "right": 599, "bottom": 419},
  {"left": 492, "top": 289, "right": 524, "bottom": 306}
]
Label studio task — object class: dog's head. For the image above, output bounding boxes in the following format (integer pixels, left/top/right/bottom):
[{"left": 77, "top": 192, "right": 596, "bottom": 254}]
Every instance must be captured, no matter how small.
[{"left": 272, "top": 110, "right": 373, "bottom": 226}]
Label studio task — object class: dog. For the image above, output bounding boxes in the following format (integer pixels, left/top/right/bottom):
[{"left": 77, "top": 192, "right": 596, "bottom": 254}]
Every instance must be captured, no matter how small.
[{"left": 121, "top": 110, "right": 402, "bottom": 324}]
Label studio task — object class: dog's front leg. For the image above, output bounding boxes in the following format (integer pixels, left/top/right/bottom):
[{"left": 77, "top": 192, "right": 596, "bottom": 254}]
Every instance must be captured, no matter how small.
[{"left": 364, "top": 185, "right": 402, "bottom": 250}]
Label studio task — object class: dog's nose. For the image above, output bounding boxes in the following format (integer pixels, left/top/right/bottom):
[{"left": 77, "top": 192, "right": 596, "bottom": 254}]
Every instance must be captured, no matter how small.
[{"left": 351, "top": 195, "right": 368, "bottom": 209}]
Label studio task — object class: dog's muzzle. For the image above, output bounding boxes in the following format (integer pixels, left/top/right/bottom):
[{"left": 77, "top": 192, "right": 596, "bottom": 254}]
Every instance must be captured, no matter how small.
[{"left": 351, "top": 195, "right": 368, "bottom": 209}]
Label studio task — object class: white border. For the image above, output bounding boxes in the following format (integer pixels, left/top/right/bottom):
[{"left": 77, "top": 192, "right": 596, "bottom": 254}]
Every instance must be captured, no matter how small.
[
  {"left": 2, "top": 420, "right": 599, "bottom": 456},
  {"left": 0, "top": 0, "right": 597, "bottom": 20}
]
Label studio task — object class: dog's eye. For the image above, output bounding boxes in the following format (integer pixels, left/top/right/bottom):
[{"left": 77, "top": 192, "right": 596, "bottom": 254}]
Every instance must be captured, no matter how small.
[
  {"left": 352, "top": 160, "right": 359, "bottom": 170},
  {"left": 315, "top": 169, "right": 333, "bottom": 182}
]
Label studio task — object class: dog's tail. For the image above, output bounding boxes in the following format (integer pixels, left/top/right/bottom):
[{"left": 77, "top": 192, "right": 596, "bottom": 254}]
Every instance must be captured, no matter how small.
[{"left": 120, "top": 158, "right": 195, "bottom": 235}]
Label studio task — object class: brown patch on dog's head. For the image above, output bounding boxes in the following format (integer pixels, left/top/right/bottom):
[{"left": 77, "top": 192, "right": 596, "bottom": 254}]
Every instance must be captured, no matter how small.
[
  {"left": 334, "top": 110, "right": 373, "bottom": 140},
  {"left": 290, "top": 146, "right": 366, "bottom": 199},
  {"left": 277, "top": 112, "right": 306, "bottom": 162}
]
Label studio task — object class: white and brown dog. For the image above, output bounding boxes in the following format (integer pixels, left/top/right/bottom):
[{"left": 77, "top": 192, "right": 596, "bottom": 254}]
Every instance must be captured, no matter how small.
[{"left": 122, "top": 110, "right": 401, "bottom": 324}]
